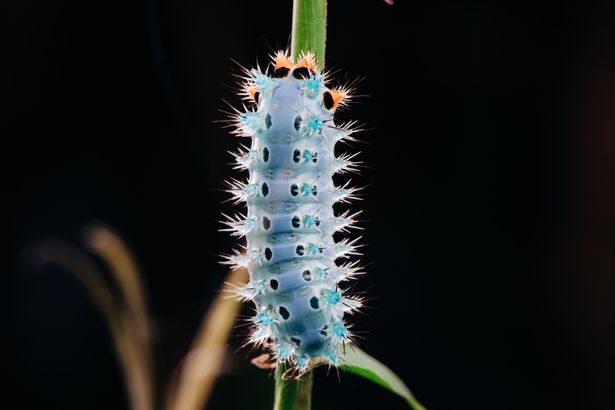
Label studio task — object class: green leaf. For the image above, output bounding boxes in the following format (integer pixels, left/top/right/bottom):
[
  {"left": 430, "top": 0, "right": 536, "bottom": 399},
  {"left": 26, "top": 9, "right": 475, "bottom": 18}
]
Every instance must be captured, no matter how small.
[
  {"left": 291, "top": 0, "right": 327, "bottom": 69},
  {"left": 340, "top": 347, "right": 427, "bottom": 410}
]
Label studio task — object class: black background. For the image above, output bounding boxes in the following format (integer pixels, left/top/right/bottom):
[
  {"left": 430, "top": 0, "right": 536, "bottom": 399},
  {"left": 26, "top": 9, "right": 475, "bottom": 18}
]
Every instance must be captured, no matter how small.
[{"left": 4, "top": 0, "right": 615, "bottom": 409}]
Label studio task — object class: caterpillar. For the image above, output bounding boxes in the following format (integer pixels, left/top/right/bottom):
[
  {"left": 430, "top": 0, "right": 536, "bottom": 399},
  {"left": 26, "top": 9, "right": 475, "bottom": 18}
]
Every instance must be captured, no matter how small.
[{"left": 222, "top": 51, "right": 364, "bottom": 375}]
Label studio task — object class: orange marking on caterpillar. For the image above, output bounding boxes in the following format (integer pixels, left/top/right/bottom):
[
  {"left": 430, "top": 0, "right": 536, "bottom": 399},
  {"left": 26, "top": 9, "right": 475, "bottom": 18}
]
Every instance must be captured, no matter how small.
[
  {"left": 323, "top": 89, "right": 345, "bottom": 110},
  {"left": 247, "top": 86, "right": 260, "bottom": 103},
  {"left": 295, "top": 54, "right": 318, "bottom": 73},
  {"left": 274, "top": 52, "right": 293, "bottom": 70}
]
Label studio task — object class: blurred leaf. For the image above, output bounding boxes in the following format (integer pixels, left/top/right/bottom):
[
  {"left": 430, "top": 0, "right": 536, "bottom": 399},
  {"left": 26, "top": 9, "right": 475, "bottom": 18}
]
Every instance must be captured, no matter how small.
[
  {"left": 82, "top": 224, "right": 154, "bottom": 404},
  {"left": 28, "top": 226, "right": 249, "bottom": 410},
  {"left": 83, "top": 225, "right": 151, "bottom": 354},
  {"left": 340, "top": 347, "right": 426, "bottom": 410},
  {"left": 26, "top": 238, "right": 154, "bottom": 410},
  {"left": 166, "top": 267, "right": 249, "bottom": 410}
]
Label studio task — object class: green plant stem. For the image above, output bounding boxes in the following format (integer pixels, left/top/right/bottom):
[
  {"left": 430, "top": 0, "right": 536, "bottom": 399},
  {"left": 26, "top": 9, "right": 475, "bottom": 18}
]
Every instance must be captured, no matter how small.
[
  {"left": 274, "top": 1, "right": 326, "bottom": 409},
  {"left": 291, "top": 0, "right": 327, "bottom": 69},
  {"left": 274, "top": 365, "right": 313, "bottom": 410}
]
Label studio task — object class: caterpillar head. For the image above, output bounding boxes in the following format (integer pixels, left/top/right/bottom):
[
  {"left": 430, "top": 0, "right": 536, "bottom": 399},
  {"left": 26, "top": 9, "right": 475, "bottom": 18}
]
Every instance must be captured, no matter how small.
[{"left": 242, "top": 51, "right": 347, "bottom": 113}]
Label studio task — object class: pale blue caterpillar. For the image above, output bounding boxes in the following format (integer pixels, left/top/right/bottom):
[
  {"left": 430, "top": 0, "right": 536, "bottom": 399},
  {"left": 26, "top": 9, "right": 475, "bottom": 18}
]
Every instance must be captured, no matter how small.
[{"left": 223, "top": 52, "right": 364, "bottom": 375}]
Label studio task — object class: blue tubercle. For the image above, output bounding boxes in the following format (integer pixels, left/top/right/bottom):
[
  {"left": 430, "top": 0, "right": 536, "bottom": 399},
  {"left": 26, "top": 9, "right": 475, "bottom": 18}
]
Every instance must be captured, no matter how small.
[
  {"left": 307, "top": 243, "right": 320, "bottom": 255},
  {"left": 303, "top": 215, "right": 317, "bottom": 228},
  {"left": 300, "top": 183, "right": 314, "bottom": 196},
  {"left": 254, "top": 310, "right": 275, "bottom": 326},
  {"left": 305, "top": 74, "right": 323, "bottom": 99},
  {"left": 332, "top": 321, "right": 349, "bottom": 339},
  {"left": 306, "top": 116, "right": 323, "bottom": 134},
  {"left": 322, "top": 289, "right": 342, "bottom": 305},
  {"left": 240, "top": 112, "right": 263, "bottom": 133}
]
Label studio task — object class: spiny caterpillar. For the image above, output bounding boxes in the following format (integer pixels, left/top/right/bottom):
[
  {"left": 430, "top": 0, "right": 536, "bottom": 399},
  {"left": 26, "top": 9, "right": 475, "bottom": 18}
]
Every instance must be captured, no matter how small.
[{"left": 222, "top": 51, "right": 364, "bottom": 375}]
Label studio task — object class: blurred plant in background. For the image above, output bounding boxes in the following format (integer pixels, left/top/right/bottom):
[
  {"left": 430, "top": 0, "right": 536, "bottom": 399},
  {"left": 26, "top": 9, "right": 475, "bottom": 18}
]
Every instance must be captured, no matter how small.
[{"left": 27, "top": 223, "right": 247, "bottom": 410}]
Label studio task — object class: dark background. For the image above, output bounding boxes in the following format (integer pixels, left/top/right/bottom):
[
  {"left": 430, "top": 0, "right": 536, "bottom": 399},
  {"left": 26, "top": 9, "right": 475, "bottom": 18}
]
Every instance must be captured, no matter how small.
[{"left": 4, "top": 0, "right": 615, "bottom": 409}]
